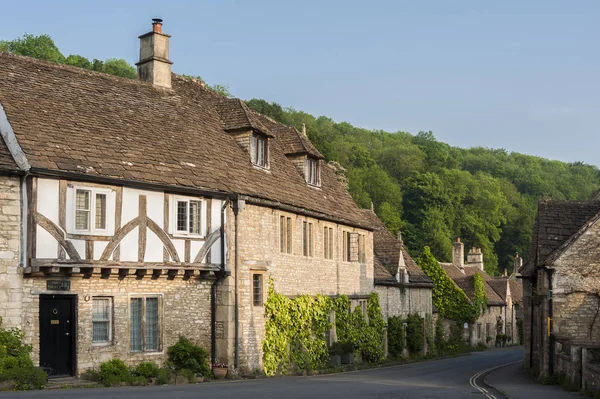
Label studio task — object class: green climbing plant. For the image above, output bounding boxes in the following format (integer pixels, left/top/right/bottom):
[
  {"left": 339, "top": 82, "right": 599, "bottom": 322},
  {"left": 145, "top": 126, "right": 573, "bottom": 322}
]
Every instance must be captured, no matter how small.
[
  {"left": 417, "top": 247, "right": 478, "bottom": 323},
  {"left": 472, "top": 273, "right": 488, "bottom": 317},
  {"left": 262, "top": 279, "right": 332, "bottom": 376}
]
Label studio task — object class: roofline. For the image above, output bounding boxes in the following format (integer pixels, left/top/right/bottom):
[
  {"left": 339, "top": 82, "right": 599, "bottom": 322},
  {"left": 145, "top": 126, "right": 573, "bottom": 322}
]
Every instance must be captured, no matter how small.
[
  {"left": 29, "top": 167, "right": 234, "bottom": 199},
  {"left": 374, "top": 279, "right": 434, "bottom": 288},
  {"left": 240, "top": 195, "right": 373, "bottom": 231}
]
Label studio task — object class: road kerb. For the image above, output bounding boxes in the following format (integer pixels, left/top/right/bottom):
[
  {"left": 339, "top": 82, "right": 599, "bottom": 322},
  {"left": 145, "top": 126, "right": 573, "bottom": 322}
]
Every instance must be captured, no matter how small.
[{"left": 470, "top": 360, "right": 521, "bottom": 399}]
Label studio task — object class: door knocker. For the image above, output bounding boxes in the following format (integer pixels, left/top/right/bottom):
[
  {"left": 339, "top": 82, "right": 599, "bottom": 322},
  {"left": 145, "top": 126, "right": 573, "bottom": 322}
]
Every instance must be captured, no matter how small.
[{"left": 52, "top": 308, "right": 58, "bottom": 315}]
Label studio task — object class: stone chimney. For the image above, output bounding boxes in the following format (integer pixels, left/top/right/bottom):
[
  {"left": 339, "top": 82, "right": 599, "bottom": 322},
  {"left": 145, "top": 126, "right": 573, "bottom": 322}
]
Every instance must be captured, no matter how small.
[
  {"left": 467, "top": 247, "right": 484, "bottom": 271},
  {"left": 396, "top": 231, "right": 410, "bottom": 284},
  {"left": 136, "top": 18, "right": 173, "bottom": 89},
  {"left": 514, "top": 252, "right": 523, "bottom": 272},
  {"left": 452, "top": 237, "right": 464, "bottom": 271}
]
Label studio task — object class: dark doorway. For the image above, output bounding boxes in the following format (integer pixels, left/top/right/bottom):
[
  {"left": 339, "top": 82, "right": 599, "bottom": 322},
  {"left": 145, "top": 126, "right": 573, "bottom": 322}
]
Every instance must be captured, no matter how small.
[{"left": 39, "top": 295, "right": 76, "bottom": 376}]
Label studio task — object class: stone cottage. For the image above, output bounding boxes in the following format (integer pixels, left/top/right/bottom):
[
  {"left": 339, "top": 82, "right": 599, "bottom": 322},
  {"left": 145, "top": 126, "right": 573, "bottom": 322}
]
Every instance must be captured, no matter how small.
[
  {"left": 440, "top": 240, "right": 514, "bottom": 347},
  {"left": 521, "top": 198, "right": 600, "bottom": 379},
  {"left": 360, "top": 209, "right": 433, "bottom": 320},
  {"left": 0, "top": 19, "right": 374, "bottom": 376}
]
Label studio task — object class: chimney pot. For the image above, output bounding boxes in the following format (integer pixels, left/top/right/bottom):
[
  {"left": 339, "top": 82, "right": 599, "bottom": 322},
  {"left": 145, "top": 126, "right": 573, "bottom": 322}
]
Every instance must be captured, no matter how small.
[
  {"left": 152, "top": 18, "right": 163, "bottom": 33},
  {"left": 452, "top": 237, "right": 464, "bottom": 270}
]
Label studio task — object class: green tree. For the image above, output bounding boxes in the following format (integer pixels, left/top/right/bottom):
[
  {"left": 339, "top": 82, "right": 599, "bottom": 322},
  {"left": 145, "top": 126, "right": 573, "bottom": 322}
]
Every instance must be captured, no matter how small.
[
  {"left": 1, "top": 33, "right": 65, "bottom": 63},
  {"left": 101, "top": 58, "right": 137, "bottom": 79}
]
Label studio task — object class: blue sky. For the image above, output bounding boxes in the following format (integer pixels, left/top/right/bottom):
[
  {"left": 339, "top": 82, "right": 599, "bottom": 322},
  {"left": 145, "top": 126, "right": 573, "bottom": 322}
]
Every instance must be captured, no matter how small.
[{"left": 2, "top": 0, "right": 599, "bottom": 165}]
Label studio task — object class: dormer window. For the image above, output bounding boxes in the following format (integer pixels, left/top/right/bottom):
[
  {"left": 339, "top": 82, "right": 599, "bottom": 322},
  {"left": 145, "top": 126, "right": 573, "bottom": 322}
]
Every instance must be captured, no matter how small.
[
  {"left": 306, "top": 157, "right": 320, "bottom": 186},
  {"left": 251, "top": 133, "right": 269, "bottom": 169}
]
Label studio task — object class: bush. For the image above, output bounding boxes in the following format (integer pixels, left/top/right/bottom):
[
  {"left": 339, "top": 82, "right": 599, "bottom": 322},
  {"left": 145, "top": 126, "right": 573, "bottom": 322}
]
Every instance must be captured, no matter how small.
[
  {"left": 406, "top": 314, "right": 424, "bottom": 354},
  {"left": 0, "top": 318, "right": 34, "bottom": 375},
  {"left": 167, "top": 337, "right": 211, "bottom": 378},
  {"left": 99, "top": 359, "right": 136, "bottom": 387},
  {"left": 156, "top": 368, "right": 172, "bottom": 385},
  {"left": 387, "top": 316, "right": 405, "bottom": 359},
  {"left": 0, "top": 367, "right": 47, "bottom": 390},
  {"left": 134, "top": 362, "right": 160, "bottom": 379}
]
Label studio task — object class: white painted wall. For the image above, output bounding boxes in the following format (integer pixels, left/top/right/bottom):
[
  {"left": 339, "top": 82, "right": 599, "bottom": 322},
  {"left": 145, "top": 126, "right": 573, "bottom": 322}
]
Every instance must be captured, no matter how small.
[{"left": 34, "top": 178, "right": 224, "bottom": 265}]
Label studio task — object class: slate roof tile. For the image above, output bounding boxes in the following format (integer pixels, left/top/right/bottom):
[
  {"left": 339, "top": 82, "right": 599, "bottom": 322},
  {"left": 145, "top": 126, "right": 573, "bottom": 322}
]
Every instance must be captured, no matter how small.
[{"left": 0, "top": 52, "right": 369, "bottom": 228}]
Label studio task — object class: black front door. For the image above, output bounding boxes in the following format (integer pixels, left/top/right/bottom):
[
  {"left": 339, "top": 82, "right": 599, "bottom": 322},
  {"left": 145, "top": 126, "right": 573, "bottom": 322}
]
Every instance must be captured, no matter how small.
[{"left": 39, "top": 295, "right": 76, "bottom": 376}]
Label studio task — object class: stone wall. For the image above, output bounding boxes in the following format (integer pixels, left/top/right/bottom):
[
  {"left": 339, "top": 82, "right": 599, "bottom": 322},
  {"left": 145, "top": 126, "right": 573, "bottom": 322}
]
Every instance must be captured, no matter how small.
[
  {"left": 376, "top": 284, "right": 432, "bottom": 320},
  {"left": 0, "top": 175, "right": 23, "bottom": 329},
  {"left": 232, "top": 202, "right": 374, "bottom": 371},
  {"left": 21, "top": 275, "right": 213, "bottom": 375},
  {"left": 471, "top": 305, "right": 505, "bottom": 347}
]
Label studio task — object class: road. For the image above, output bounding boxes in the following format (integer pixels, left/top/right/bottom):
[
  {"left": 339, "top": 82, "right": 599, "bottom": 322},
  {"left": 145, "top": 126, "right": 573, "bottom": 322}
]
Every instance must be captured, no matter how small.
[{"left": 1, "top": 347, "right": 523, "bottom": 399}]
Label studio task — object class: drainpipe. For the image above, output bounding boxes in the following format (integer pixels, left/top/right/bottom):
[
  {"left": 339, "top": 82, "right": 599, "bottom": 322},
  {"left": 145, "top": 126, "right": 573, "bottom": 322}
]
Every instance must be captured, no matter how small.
[
  {"left": 210, "top": 199, "right": 231, "bottom": 365},
  {"left": 547, "top": 269, "right": 554, "bottom": 375},
  {"left": 233, "top": 198, "right": 241, "bottom": 369}
]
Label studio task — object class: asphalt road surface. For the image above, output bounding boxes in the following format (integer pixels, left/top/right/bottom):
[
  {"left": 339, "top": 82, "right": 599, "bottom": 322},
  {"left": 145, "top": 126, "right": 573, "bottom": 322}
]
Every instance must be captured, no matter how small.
[{"left": 1, "top": 347, "right": 523, "bottom": 399}]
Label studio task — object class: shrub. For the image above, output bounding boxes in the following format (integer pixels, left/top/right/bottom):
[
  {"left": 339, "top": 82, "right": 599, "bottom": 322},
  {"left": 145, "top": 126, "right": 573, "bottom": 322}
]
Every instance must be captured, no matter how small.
[
  {"left": 134, "top": 362, "right": 160, "bottom": 379},
  {"left": 406, "top": 314, "right": 424, "bottom": 354},
  {"left": 387, "top": 316, "right": 405, "bottom": 359},
  {"left": 0, "top": 367, "right": 47, "bottom": 390},
  {"left": 99, "top": 359, "right": 133, "bottom": 387},
  {"left": 0, "top": 318, "right": 34, "bottom": 375},
  {"left": 156, "top": 368, "right": 172, "bottom": 385},
  {"left": 167, "top": 337, "right": 211, "bottom": 377}
]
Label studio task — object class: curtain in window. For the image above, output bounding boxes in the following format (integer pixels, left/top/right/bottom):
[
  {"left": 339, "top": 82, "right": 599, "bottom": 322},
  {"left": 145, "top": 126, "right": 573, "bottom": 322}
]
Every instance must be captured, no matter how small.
[
  {"left": 130, "top": 298, "right": 142, "bottom": 351},
  {"left": 146, "top": 298, "right": 159, "bottom": 351}
]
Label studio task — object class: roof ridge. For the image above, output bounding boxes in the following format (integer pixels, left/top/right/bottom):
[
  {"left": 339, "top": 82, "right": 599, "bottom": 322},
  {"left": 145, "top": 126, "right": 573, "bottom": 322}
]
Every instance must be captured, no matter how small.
[
  {"left": 543, "top": 209, "right": 600, "bottom": 266},
  {"left": 0, "top": 51, "right": 149, "bottom": 86}
]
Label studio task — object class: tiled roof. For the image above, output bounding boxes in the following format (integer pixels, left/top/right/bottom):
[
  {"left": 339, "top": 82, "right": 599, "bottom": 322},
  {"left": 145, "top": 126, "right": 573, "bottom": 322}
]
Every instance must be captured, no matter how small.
[
  {"left": 0, "top": 52, "right": 369, "bottom": 228},
  {"left": 527, "top": 200, "right": 600, "bottom": 271},
  {"left": 215, "top": 98, "right": 274, "bottom": 137},
  {"left": 0, "top": 135, "right": 18, "bottom": 170},
  {"left": 509, "top": 279, "right": 523, "bottom": 304},
  {"left": 360, "top": 209, "right": 432, "bottom": 285},
  {"left": 441, "top": 263, "right": 505, "bottom": 306}
]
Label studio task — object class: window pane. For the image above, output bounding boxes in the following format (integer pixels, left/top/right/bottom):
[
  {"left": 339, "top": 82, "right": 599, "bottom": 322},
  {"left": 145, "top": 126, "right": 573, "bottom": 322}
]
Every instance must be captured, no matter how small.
[
  {"left": 176, "top": 201, "right": 188, "bottom": 232},
  {"left": 280, "top": 216, "right": 285, "bottom": 253},
  {"left": 76, "top": 190, "right": 90, "bottom": 230},
  {"left": 329, "top": 229, "right": 333, "bottom": 259},
  {"left": 253, "top": 274, "right": 263, "bottom": 306},
  {"left": 257, "top": 137, "right": 264, "bottom": 166},
  {"left": 189, "top": 201, "right": 201, "bottom": 234},
  {"left": 92, "top": 298, "right": 110, "bottom": 343},
  {"left": 303, "top": 221, "right": 307, "bottom": 256},
  {"left": 130, "top": 298, "right": 142, "bottom": 352},
  {"left": 309, "top": 223, "right": 313, "bottom": 257},
  {"left": 323, "top": 227, "right": 328, "bottom": 258},
  {"left": 251, "top": 134, "right": 257, "bottom": 164},
  {"left": 146, "top": 298, "right": 159, "bottom": 351},
  {"left": 76, "top": 190, "right": 90, "bottom": 210},
  {"left": 76, "top": 210, "right": 89, "bottom": 230},
  {"left": 286, "top": 217, "right": 292, "bottom": 253},
  {"left": 95, "top": 194, "right": 107, "bottom": 229}
]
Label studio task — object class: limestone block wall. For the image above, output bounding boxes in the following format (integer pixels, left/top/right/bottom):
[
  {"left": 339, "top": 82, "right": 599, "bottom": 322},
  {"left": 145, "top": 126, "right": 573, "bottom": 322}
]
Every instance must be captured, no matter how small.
[
  {"left": 0, "top": 175, "right": 23, "bottom": 329},
  {"left": 471, "top": 306, "right": 505, "bottom": 347},
  {"left": 233, "top": 203, "right": 374, "bottom": 371},
  {"left": 376, "top": 285, "right": 432, "bottom": 320},
  {"left": 21, "top": 276, "right": 213, "bottom": 375}
]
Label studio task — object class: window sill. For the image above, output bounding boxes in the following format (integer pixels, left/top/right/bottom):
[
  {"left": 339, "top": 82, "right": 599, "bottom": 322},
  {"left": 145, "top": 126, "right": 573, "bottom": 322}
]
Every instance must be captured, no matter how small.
[
  {"left": 92, "top": 342, "right": 113, "bottom": 348},
  {"left": 306, "top": 183, "right": 322, "bottom": 190},
  {"left": 171, "top": 233, "right": 206, "bottom": 240},
  {"left": 69, "top": 230, "right": 113, "bottom": 237},
  {"left": 252, "top": 164, "right": 271, "bottom": 172},
  {"left": 129, "top": 350, "right": 164, "bottom": 355}
]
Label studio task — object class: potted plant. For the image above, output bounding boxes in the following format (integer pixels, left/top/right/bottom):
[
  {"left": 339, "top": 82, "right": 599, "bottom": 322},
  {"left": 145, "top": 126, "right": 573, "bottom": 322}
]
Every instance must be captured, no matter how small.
[{"left": 212, "top": 363, "right": 228, "bottom": 380}]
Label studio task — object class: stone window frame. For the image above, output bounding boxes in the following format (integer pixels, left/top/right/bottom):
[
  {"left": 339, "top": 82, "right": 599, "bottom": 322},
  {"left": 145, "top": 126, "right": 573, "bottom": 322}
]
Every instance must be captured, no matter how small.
[
  {"left": 477, "top": 323, "right": 482, "bottom": 340},
  {"left": 279, "top": 213, "right": 293, "bottom": 254},
  {"left": 92, "top": 296, "right": 113, "bottom": 346},
  {"left": 67, "top": 185, "right": 116, "bottom": 236},
  {"left": 323, "top": 225, "right": 334, "bottom": 260},
  {"left": 251, "top": 271, "right": 266, "bottom": 307},
  {"left": 169, "top": 195, "right": 207, "bottom": 238},
  {"left": 302, "top": 220, "right": 314, "bottom": 257},
  {"left": 128, "top": 294, "right": 164, "bottom": 354}
]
